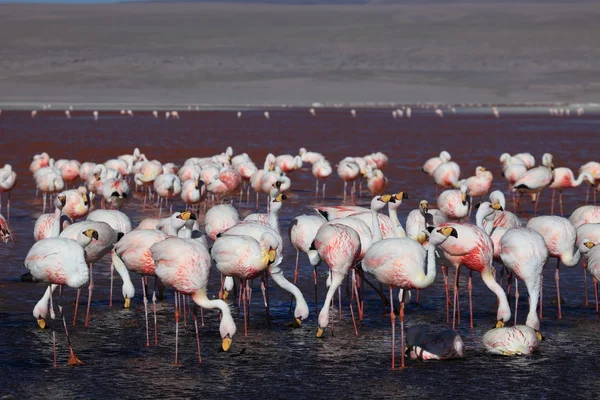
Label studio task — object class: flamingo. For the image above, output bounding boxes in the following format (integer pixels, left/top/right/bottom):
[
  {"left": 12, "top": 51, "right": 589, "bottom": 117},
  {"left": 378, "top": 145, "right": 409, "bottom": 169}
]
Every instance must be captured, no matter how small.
[
  {"left": 0, "top": 213, "right": 12, "bottom": 243},
  {"left": 487, "top": 190, "right": 521, "bottom": 229},
  {"left": 24, "top": 228, "right": 99, "bottom": 367},
  {"left": 499, "top": 227, "right": 548, "bottom": 331},
  {"left": 79, "top": 162, "right": 97, "bottom": 181},
  {"left": 289, "top": 214, "right": 327, "bottom": 298},
  {"left": 351, "top": 109, "right": 356, "bottom": 118},
  {"left": 406, "top": 326, "right": 465, "bottom": 361},
  {"left": 312, "top": 158, "right": 332, "bottom": 199},
  {"left": 33, "top": 195, "right": 71, "bottom": 241},
  {"left": 93, "top": 111, "right": 98, "bottom": 120},
  {"left": 309, "top": 223, "right": 361, "bottom": 338},
  {"left": 299, "top": 148, "right": 324, "bottom": 164},
  {"left": 104, "top": 159, "right": 129, "bottom": 178},
  {"left": 35, "top": 164, "right": 65, "bottom": 213},
  {"left": 30, "top": 152, "right": 50, "bottom": 174},
  {"left": 579, "top": 240, "right": 600, "bottom": 312},
  {"left": 406, "top": 199, "right": 448, "bottom": 244},
  {"left": 154, "top": 173, "right": 182, "bottom": 217},
  {"left": 433, "top": 222, "right": 511, "bottom": 329},
  {"left": 432, "top": 160, "right": 461, "bottom": 190},
  {"left": 59, "top": 186, "right": 90, "bottom": 221},
  {"left": 458, "top": 166, "right": 493, "bottom": 198},
  {"left": 204, "top": 204, "right": 239, "bottom": 241},
  {"left": 365, "top": 167, "right": 388, "bottom": 196},
  {"left": 211, "top": 231, "right": 279, "bottom": 335},
  {"left": 337, "top": 158, "right": 361, "bottom": 201},
  {"left": 275, "top": 154, "right": 302, "bottom": 174},
  {"left": 527, "top": 216, "right": 581, "bottom": 319},
  {"left": 361, "top": 226, "right": 457, "bottom": 368},
  {"left": 58, "top": 160, "right": 81, "bottom": 186},
  {"left": 548, "top": 168, "right": 594, "bottom": 216},
  {"left": 437, "top": 185, "right": 471, "bottom": 221},
  {"left": 181, "top": 178, "right": 206, "bottom": 212},
  {"left": 60, "top": 220, "right": 127, "bottom": 327},
  {"left": 482, "top": 325, "right": 541, "bottom": 356},
  {"left": 232, "top": 154, "right": 257, "bottom": 202},
  {"left": 0, "top": 164, "right": 17, "bottom": 218},
  {"left": 579, "top": 161, "right": 600, "bottom": 204},
  {"left": 513, "top": 153, "right": 554, "bottom": 216},
  {"left": 422, "top": 151, "right": 451, "bottom": 176},
  {"left": 101, "top": 177, "right": 130, "bottom": 210},
  {"left": 151, "top": 236, "right": 236, "bottom": 364},
  {"left": 569, "top": 205, "right": 600, "bottom": 228}
]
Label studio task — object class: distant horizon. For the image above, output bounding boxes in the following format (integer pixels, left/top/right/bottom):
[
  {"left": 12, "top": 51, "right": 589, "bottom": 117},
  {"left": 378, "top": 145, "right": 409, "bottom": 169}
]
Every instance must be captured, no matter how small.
[{"left": 0, "top": 0, "right": 592, "bottom": 3}]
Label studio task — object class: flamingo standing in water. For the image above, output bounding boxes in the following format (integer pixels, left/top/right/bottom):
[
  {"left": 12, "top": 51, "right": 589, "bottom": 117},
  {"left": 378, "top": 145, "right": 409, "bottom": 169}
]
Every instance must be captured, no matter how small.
[
  {"left": 458, "top": 166, "right": 493, "bottom": 198},
  {"left": 24, "top": 228, "right": 99, "bottom": 367},
  {"left": 0, "top": 164, "right": 17, "bottom": 218},
  {"left": 151, "top": 236, "right": 236, "bottom": 364},
  {"left": 437, "top": 185, "right": 471, "bottom": 221},
  {"left": 579, "top": 240, "right": 600, "bottom": 312},
  {"left": 579, "top": 161, "right": 600, "bottom": 204},
  {"left": 548, "top": 168, "right": 594, "bottom": 216},
  {"left": 361, "top": 226, "right": 457, "bottom": 368},
  {"left": 406, "top": 200, "right": 448, "bottom": 245},
  {"left": 312, "top": 158, "right": 332, "bottom": 199},
  {"left": 432, "top": 160, "right": 461, "bottom": 191},
  {"left": 433, "top": 222, "right": 511, "bottom": 329},
  {"left": 527, "top": 216, "right": 581, "bottom": 319},
  {"left": 513, "top": 153, "right": 554, "bottom": 216},
  {"left": 499, "top": 228, "right": 548, "bottom": 331},
  {"left": 486, "top": 190, "right": 521, "bottom": 229},
  {"left": 337, "top": 158, "right": 361, "bottom": 201},
  {"left": 308, "top": 223, "right": 361, "bottom": 338},
  {"left": 154, "top": 173, "right": 182, "bottom": 218},
  {"left": 422, "top": 151, "right": 451, "bottom": 177}
]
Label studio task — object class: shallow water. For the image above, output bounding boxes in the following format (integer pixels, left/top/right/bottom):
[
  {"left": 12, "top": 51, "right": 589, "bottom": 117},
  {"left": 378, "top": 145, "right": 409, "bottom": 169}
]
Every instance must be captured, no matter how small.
[{"left": 1, "top": 108, "right": 600, "bottom": 399}]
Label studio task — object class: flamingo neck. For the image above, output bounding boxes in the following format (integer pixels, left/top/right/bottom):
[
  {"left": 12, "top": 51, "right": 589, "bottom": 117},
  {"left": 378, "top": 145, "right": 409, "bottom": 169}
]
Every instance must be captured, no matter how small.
[
  {"left": 111, "top": 250, "right": 135, "bottom": 300},
  {"left": 481, "top": 269, "right": 511, "bottom": 322},
  {"left": 561, "top": 249, "right": 581, "bottom": 267},
  {"left": 51, "top": 207, "right": 63, "bottom": 237},
  {"left": 192, "top": 289, "right": 236, "bottom": 339},
  {"left": 269, "top": 206, "right": 280, "bottom": 234},
  {"left": 268, "top": 264, "right": 308, "bottom": 319},
  {"left": 574, "top": 172, "right": 591, "bottom": 187},
  {"left": 371, "top": 210, "right": 383, "bottom": 241},
  {"left": 419, "top": 243, "right": 438, "bottom": 288}
]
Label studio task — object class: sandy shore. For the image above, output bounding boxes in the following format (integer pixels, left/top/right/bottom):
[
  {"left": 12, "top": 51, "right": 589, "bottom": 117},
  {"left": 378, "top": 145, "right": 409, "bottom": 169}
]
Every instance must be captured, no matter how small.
[{"left": 0, "top": 3, "right": 599, "bottom": 107}]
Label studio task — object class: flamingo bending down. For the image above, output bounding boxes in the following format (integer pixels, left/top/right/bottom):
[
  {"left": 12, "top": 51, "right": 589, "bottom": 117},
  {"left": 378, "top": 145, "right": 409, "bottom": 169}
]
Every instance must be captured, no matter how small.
[
  {"left": 579, "top": 161, "right": 600, "bottom": 203},
  {"left": 579, "top": 240, "right": 600, "bottom": 312},
  {"left": 569, "top": 205, "right": 600, "bottom": 229},
  {"left": 406, "top": 325, "right": 465, "bottom": 361},
  {"left": 151, "top": 237, "right": 236, "bottom": 364},
  {"left": 499, "top": 228, "right": 548, "bottom": 331},
  {"left": 24, "top": 228, "right": 98, "bottom": 367},
  {"left": 433, "top": 222, "right": 511, "bottom": 329},
  {"left": 361, "top": 226, "right": 457, "bottom": 368},
  {"left": 526, "top": 216, "right": 581, "bottom": 319}
]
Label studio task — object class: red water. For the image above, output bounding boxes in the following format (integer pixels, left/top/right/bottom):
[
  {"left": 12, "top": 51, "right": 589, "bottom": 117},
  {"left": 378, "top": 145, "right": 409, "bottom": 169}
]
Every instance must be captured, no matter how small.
[{"left": 1, "top": 108, "right": 600, "bottom": 397}]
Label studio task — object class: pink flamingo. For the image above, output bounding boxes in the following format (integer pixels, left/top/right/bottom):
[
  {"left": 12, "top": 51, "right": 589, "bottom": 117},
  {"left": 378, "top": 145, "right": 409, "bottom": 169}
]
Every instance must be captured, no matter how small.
[
  {"left": 0, "top": 213, "right": 12, "bottom": 243},
  {"left": 483, "top": 325, "right": 541, "bottom": 355},
  {"left": 153, "top": 173, "right": 182, "bottom": 217},
  {"left": 58, "top": 160, "right": 81, "bottom": 186},
  {"left": 275, "top": 154, "right": 303, "bottom": 173},
  {"left": 432, "top": 160, "right": 461, "bottom": 190},
  {"left": 361, "top": 226, "right": 457, "bottom": 368},
  {"left": 548, "top": 168, "right": 594, "bottom": 216},
  {"left": 30, "top": 152, "right": 50, "bottom": 175},
  {"left": 312, "top": 158, "right": 332, "bottom": 199},
  {"left": 579, "top": 240, "right": 600, "bottom": 312},
  {"left": 486, "top": 190, "right": 521, "bottom": 229},
  {"left": 299, "top": 147, "right": 324, "bottom": 164},
  {"left": 459, "top": 166, "right": 493, "bottom": 198},
  {"left": 24, "top": 228, "right": 98, "bottom": 367},
  {"left": 151, "top": 237, "right": 237, "bottom": 364},
  {"left": 434, "top": 222, "right": 511, "bottom": 329},
  {"left": 204, "top": 204, "right": 239, "bottom": 241},
  {"left": 437, "top": 185, "right": 471, "bottom": 221},
  {"left": 569, "top": 205, "right": 600, "bottom": 229},
  {"left": 527, "top": 216, "right": 581, "bottom": 319},
  {"left": 406, "top": 199, "right": 448, "bottom": 245},
  {"left": 337, "top": 158, "right": 361, "bottom": 201},
  {"left": 0, "top": 164, "right": 17, "bottom": 218},
  {"left": 579, "top": 161, "right": 600, "bottom": 204},
  {"left": 422, "top": 151, "right": 451, "bottom": 176},
  {"left": 365, "top": 167, "right": 388, "bottom": 196},
  {"left": 513, "top": 153, "right": 554, "bottom": 216}
]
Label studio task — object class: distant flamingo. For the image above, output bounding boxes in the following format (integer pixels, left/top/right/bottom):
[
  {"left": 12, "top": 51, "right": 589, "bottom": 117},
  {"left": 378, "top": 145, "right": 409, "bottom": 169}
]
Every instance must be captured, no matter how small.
[
  {"left": 513, "top": 153, "right": 554, "bottom": 216},
  {"left": 548, "top": 167, "right": 594, "bottom": 216},
  {"left": 432, "top": 160, "right": 461, "bottom": 190},
  {"left": 0, "top": 164, "right": 17, "bottom": 218},
  {"left": 312, "top": 158, "right": 332, "bottom": 199},
  {"left": 458, "top": 166, "right": 492, "bottom": 198},
  {"left": 422, "top": 151, "right": 451, "bottom": 176},
  {"left": 337, "top": 158, "right": 361, "bottom": 201}
]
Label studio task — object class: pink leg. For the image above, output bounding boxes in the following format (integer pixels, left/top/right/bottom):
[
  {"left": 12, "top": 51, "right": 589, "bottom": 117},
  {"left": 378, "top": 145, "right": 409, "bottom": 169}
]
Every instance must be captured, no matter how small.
[
  {"left": 555, "top": 259, "right": 562, "bottom": 319},
  {"left": 242, "top": 280, "right": 248, "bottom": 336},
  {"left": 142, "top": 277, "right": 150, "bottom": 347},
  {"left": 514, "top": 278, "right": 519, "bottom": 326},
  {"left": 390, "top": 286, "right": 395, "bottom": 370},
  {"left": 174, "top": 292, "right": 180, "bottom": 365},
  {"left": 58, "top": 286, "right": 83, "bottom": 366},
  {"left": 550, "top": 189, "right": 555, "bottom": 215},
  {"left": 452, "top": 266, "right": 460, "bottom": 329},
  {"left": 338, "top": 286, "right": 342, "bottom": 321},
  {"left": 152, "top": 288, "right": 158, "bottom": 345},
  {"left": 293, "top": 250, "right": 299, "bottom": 284},
  {"left": 559, "top": 191, "right": 564, "bottom": 217},
  {"left": 539, "top": 275, "right": 544, "bottom": 320},
  {"left": 313, "top": 267, "right": 319, "bottom": 315},
  {"left": 315, "top": 179, "right": 319, "bottom": 198},
  {"left": 193, "top": 305, "right": 202, "bottom": 364},
  {"left": 49, "top": 284, "right": 57, "bottom": 368},
  {"left": 442, "top": 265, "right": 450, "bottom": 324},
  {"left": 584, "top": 260, "right": 589, "bottom": 306},
  {"left": 416, "top": 289, "right": 420, "bottom": 305},
  {"left": 468, "top": 270, "right": 473, "bottom": 330},
  {"left": 85, "top": 263, "right": 94, "bottom": 327},
  {"left": 322, "top": 182, "right": 326, "bottom": 201},
  {"left": 109, "top": 261, "right": 114, "bottom": 308},
  {"left": 399, "top": 289, "right": 406, "bottom": 369},
  {"left": 595, "top": 278, "right": 598, "bottom": 313},
  {"left": 343, "top": 182, "right": 347, "bottom": 201},
  {"left": 73, "top": 288, "right": 80, "bottom": 326}
]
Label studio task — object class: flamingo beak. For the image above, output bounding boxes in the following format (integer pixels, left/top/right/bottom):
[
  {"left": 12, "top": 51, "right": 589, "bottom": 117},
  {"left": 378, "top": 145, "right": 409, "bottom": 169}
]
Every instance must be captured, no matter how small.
[
  {"left": 536, "top": 330, "right": 545, "bottom": 341},
  {"left": 495, "top": 320, "right": 505, "bottom": 328},
  {"left": 37, "top": 317, "right": 46, "bottom": 329},
  {"left": 222, "top": 290, "right": 229, "bottom": 300},
  {"left": 316, "top": 327, "right": 324, "bottom": 338},
  {"left": 124, "top": 298, "right": 131, "bottom": 309},
  {"left": 291, "top": 317, "right": 302, "bottom": 328},
  {"left": 222, "top": 337, "right": 232, "bottom": 352}
]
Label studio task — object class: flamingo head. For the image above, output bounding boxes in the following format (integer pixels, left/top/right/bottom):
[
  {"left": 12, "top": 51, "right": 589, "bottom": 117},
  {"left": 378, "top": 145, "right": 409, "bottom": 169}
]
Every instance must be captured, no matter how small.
[{"left": 419, "top": 200, "right": 429, "bottom": 215}]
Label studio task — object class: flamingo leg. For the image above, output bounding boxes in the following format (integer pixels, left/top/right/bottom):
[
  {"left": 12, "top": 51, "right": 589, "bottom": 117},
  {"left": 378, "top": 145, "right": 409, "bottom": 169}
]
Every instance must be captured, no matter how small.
[
  {"left": 452, "top": 266, "right": 460, "bottom": 329},
  {"left": 142, "top": 277, "right": 150, "bottom": 347},
  {"left": 415, "top": 289, "right": 420, "bottom": 305},
  {"left": 586, "top": 184, "right": 591, "bottom": 204},
  {"left": 533, "top": 191, "right": 541, "bottom": 217},
  {"left": 595, "top": 277, "right": 598, "bottom": 313},
  {"left": 390, "top": 286, "right": 396, "bottom": 370},
  {"left": 109, "top": 261, "right": 114, "bottom": 308},
  {"left": 242, "top": 280, "right": 248, "bottom": 336},
  {"left": 6, "top": 192, "right": 10, "bottom": 220},
  {"left": 468, "top": 270, "right": 473, "bottom": 329},
  {"left": 263, "top": 272, "right": 271, "bottom": 328},
  {"left": 314, "top": 266, "right": 319, "bottom": 315},
  {"left": 539, "top": 274, "right": 544, "bottom": 320},
  {"left": 182, "top": 292, "right": 187, "bottom": 327},
  {"left": 343, "top": 182, "right": 347, "bottom": 201},
  {"left": 322, "top": 182, "right": 327, "bottom": 201},
  {"left": 85, "top": 263, "right": 94, "bottom": 327},
  {"left": 550, "top": 189, "right": 555, "bottom": 215},
  {"left": 555, "top": 259, "right": 562, "bottom": 319},
  {"left": 73, "top": 288, "right": 80, "bottom": 326},
  {"left": 559, "top": 191, "right": 564, "bottom": 217},
  {"left": 338, "top": 286, "right": 342, "bottom": 321},
  {"left": 58, "top": 285, "right": 83, "bottom": 366},
  {"left": 399, "top": 288, "right": 406, "bottom": 369},
  {"left": 193, "top": 305, "right": 202, "bottom": 364},
  {"left": 514, "top": 278, "right": 519, "bottom": 326},
  {"left": 152, "top": 286, "right": 158, "bottom": 345},
  {"left": 42, "top": 193, "right": 47, "bottom": 214},
  {"left": 584, "top": 259, "right": 589, "bottom": 306},
  {"left": 441, "top": 265, "right": 450, "bottom": 324},
  {"left": 174, "top": 292, "right": 180, "bottom": 365},
  {"left": 315, "top": 179, "right": 319, "bottom": 198},
  {"left": 293, "top": 250, "right": 300, "bottom": 284},
  {"left": 49, "top": 284, "right": 57, "bottom": 368}
]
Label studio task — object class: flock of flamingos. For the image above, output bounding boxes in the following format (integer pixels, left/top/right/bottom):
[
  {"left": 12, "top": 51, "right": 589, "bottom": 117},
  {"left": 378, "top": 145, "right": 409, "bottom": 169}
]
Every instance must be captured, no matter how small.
[{"left": 2, "top": 143, "right": 600, "bottom": 370}]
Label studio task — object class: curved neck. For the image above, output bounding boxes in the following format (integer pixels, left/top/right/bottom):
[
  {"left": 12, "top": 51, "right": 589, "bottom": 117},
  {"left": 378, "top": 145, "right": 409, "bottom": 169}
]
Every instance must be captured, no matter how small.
[
  {"left": 561, "top": 249, "right": 581, "bottom": 267},
  {"left": 480, "top": 268, "right": 510, "bottom": 322},
  {"left": 268, "top": 264, "right": 308, "bottom": 318},
  {"left": 372, "top": 210, "right": 383, "bottom": 241},
  {"left": 192, "top": 289, "right": 235, "bottom": 338},
  {"left": 418, "top": 243, "right": 438, "bottom": 288},
  {"left": 51, "top": 207, "right": 62, "bottom": 237},
  {"left": 269, "top": 205, "right": 281, "bottom": 234},
  {"left": 111, "top": 250, "right": 135, "bottom": 299},
  {"left": 475, "top": 212, "right": 493, "bottom": 235},
  {"left": 574, "top": 172, "right": 590, "bottom": 187}
]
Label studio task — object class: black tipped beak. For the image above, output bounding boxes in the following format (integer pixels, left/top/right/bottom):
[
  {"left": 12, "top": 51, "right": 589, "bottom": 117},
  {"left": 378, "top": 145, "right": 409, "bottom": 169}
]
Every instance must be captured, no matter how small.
[
  {"left": 92, "top": 231, "right": 99, "bottom": 240},
  {"left": 190, "top": 212, "right": 197, "bottom": 220},
  {"left": 122, "top": 193, "right": 127, "bottom": 199},
  {"left": 450, "top": 229, "right": 458, "bottom": 238},
  {"left": 474, "top": 202, "right": 481, "bottom": 210},
  {"left": 111, "top": 191, "right": 120, "bottom": 197}
]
